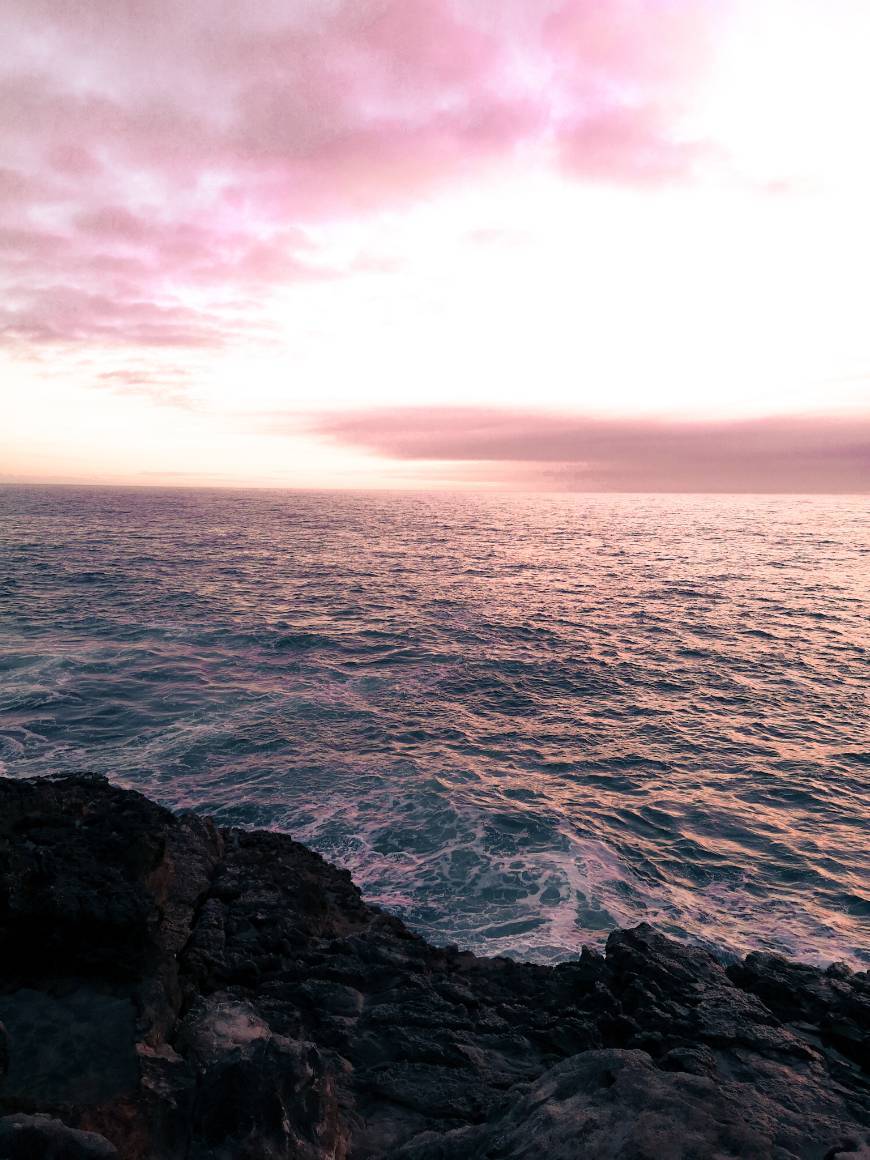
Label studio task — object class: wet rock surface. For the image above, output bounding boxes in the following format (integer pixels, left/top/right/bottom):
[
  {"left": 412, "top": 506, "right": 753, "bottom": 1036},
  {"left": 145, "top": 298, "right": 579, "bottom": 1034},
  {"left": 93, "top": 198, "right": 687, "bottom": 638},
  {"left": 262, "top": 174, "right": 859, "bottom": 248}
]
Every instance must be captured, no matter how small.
[{"left": 0, "top": 774, "right": 867, "bottom": 1159}]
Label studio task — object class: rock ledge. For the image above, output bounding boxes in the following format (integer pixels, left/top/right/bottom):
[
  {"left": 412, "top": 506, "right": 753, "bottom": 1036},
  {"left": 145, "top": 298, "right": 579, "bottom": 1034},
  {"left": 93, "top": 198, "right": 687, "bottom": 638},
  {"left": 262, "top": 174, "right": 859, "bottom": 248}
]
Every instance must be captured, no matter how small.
[{"left": 0, "top": 774, "right": 867, "bottom": 1158}]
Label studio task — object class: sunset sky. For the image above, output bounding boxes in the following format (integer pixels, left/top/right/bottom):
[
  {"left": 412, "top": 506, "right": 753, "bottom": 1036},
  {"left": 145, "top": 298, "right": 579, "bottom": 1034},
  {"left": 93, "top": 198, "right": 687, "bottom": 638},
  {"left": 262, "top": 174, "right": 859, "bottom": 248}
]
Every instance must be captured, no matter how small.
[{"left": 2, "top": 0, "right": 869, "bottom": 491}]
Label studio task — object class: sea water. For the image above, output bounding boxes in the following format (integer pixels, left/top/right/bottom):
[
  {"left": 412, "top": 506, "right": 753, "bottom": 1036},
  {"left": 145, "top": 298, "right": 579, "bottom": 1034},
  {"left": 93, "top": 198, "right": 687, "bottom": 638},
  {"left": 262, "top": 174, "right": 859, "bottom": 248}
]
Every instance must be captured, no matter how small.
[{"left": 0, "top": 485, "right": 867, "bottom": 965}]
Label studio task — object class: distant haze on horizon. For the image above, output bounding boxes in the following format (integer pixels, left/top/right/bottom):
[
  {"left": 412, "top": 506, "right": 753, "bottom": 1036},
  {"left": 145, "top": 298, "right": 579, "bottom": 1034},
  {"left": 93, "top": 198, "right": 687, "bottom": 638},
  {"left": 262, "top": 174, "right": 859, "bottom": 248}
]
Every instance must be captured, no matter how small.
[{"left": 2, "top": 0, "right": 869, "bottom": 492}]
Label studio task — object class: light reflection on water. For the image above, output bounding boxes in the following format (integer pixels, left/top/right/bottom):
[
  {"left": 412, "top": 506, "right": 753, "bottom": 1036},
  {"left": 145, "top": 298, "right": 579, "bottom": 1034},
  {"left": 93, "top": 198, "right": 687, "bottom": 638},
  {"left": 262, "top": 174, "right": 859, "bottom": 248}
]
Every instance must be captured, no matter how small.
[{"left": 0, "top": 486, "right": 867, "bottom": 965}]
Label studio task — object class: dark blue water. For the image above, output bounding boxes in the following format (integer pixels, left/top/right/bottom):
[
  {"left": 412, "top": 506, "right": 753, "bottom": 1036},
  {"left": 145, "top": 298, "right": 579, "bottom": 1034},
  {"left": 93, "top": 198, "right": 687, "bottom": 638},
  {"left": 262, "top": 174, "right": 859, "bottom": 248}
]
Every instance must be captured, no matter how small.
[{"left": 1, "top": 485, "right": 867, "bottom": 965}]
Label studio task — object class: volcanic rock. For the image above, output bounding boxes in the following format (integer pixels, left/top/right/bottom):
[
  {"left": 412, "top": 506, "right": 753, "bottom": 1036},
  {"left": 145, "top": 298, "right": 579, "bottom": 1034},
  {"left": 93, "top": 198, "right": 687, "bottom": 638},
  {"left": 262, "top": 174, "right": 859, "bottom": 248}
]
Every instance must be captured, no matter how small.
[{"left": 0, "top": 774, "right": 867, "bottom": 1158}]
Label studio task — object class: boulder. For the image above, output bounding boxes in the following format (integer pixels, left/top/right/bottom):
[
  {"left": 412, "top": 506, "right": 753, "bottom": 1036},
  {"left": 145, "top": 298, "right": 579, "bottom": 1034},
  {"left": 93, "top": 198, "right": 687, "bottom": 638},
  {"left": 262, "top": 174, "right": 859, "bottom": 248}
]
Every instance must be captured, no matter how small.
[{"left": 0, "top": 1114, "right": 118, "bottom": 1159}]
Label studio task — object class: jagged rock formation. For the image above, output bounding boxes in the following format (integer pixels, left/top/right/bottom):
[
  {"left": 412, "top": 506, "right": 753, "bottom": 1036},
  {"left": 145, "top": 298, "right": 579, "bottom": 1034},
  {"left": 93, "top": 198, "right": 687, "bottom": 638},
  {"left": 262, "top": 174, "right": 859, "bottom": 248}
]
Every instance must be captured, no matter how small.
[{"left": 0, "top": 774, "right": 867, "bottom": 1158}]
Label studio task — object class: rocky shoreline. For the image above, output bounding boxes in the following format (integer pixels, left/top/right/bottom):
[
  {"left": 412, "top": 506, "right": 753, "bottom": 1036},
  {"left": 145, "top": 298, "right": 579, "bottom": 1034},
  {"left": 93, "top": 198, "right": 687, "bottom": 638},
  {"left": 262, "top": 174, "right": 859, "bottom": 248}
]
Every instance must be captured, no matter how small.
[{"left": 0, "top": 774, "right": 867, "bottom": 1158}]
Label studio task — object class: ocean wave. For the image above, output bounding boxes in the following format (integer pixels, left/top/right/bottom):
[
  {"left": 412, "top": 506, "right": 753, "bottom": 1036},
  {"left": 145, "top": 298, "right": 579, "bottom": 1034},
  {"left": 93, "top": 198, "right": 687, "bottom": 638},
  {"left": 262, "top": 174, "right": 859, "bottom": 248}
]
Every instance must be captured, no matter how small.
[{"left": 0, "top": 485, "right": 867, "bottom": 966}]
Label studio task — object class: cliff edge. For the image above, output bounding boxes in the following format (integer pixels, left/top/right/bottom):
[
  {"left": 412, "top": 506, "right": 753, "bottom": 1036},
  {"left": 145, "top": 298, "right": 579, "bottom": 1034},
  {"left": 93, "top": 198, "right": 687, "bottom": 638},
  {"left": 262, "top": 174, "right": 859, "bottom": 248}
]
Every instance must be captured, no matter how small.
[{"left": 0, "top": 774, "right": 867, "bottom": 1158}]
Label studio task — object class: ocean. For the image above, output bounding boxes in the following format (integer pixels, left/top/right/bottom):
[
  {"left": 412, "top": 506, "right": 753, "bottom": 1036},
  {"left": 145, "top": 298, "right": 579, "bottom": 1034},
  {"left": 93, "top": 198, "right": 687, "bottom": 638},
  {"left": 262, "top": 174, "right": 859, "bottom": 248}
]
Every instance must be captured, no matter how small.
[{"left": 0, "top": 485, "right": 867, "bottom": 966}]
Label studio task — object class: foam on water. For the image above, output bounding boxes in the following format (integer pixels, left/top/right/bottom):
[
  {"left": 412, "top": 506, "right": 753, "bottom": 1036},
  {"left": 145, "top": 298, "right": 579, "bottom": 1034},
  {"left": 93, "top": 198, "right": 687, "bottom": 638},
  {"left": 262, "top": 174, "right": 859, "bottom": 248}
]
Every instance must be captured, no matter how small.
[
  {"left": 279, "top": 776, "right": 641, "bottom": 962},
  {"left": 0, "top": 486, "right": 867, "bottom": 966}
]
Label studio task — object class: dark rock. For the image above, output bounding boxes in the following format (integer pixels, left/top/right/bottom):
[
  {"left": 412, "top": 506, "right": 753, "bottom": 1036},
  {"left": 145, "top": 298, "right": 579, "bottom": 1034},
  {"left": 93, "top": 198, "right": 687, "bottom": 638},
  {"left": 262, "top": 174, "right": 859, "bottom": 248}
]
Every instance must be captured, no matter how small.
[
  {"left": 0, "top": 1113, "right": 118, "bottom": 1159},
  {"left": 176, "top": 995, "right": 341, "bottom": 1159},
  {"left": 1, "top": 774, "right": 868, "bottom": 1158},
  {"left": 0, "top": 988, "right": 138, "bottom": 1105},
  {"left": 659, "top": 1044, "right": 717, "bottom": 1076},
  {"left": 729, "top": 951, "right": 870, "bottom": 1071},
  {"left": 392, "top": 1049, "right": 869, "bottom": 1159}
]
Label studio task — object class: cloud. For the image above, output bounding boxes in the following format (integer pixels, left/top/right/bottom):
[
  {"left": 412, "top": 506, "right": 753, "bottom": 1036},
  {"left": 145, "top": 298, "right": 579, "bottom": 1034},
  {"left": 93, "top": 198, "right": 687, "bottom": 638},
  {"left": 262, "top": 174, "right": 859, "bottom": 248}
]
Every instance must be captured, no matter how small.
[
  {"left": 93, "top": 367, "right": 198, "bottom": 410},
  {"left": 0, "top": 285, "right": 245, "bottom": 349},
  {"left": 296, "top": 406, "right": 870, "bottom": 492},
  {"left": 0, "top": 0, "right": 722, "bottom": 354}
]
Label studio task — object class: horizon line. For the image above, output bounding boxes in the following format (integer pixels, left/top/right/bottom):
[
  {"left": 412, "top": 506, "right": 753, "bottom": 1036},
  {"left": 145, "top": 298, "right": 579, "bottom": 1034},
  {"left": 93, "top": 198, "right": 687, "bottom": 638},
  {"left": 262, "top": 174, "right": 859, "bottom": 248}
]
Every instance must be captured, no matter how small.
[{"left": 2, "top": 480, "right": 868, "bottom": 498}]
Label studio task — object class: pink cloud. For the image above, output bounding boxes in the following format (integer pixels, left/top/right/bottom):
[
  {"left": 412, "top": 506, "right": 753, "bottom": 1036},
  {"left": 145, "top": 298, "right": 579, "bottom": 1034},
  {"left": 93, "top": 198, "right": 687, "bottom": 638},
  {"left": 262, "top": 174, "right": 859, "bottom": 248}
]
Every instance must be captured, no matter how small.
[
  {"left": 295, "top": 406, "right": 870, "bottom": 493},
  {"left": 557, "top": 103, "right": 715, "bottom": 183},
  {"left": 0, "top": 286, "right": 233, "bottom": 348},
  {"left": 0, "top": 0, "right": 722, "bottom": 355},
  {"left": 93, "top": 367, "right": 197, "bottom": 410}
]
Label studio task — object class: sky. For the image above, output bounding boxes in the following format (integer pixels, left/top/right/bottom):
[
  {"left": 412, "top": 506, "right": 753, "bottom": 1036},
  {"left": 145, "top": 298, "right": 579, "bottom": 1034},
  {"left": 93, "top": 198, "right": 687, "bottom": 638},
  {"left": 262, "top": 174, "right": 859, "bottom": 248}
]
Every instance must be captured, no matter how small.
[{"left": 1, "top": 0, "right": 869, "bottom": 492}]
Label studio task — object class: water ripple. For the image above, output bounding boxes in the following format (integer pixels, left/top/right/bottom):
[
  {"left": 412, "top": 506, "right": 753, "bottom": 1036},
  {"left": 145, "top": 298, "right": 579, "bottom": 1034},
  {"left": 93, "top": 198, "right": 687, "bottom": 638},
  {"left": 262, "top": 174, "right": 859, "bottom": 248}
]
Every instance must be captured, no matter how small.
[{"left": 0, "top": 485, "right": 867, "bottom": 966}]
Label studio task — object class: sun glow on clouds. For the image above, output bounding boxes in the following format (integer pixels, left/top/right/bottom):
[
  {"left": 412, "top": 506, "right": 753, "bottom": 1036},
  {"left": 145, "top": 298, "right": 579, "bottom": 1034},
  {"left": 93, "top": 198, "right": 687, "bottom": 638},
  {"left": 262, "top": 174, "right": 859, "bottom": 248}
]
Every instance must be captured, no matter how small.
[{"left": 1, "top": 0, "right": 869, "bottom": 490}]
